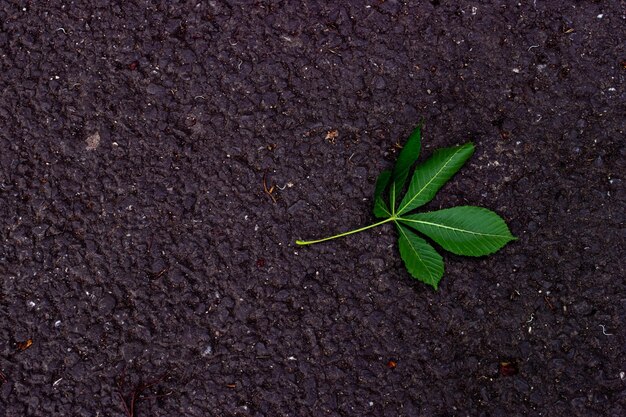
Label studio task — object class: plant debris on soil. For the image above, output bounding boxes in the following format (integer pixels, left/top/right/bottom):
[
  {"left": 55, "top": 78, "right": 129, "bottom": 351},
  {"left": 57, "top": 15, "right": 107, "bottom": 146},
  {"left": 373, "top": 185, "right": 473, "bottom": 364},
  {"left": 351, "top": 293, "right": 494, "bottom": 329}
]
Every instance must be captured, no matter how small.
[{"left": 1, "top": 1, "right": 624, "bottom": 416}]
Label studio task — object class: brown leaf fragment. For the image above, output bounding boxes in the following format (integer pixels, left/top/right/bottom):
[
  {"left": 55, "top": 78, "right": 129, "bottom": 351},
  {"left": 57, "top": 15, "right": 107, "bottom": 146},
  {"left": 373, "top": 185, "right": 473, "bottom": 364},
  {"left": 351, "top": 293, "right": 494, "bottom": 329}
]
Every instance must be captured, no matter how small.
[
  {"left": 499, "top": 361, "right": 519, "bottom": 376},
  {"left": 17, "top": 339, "right": 33, "bottom": 351},
  {"left": 263, "top": 171, "right": 277, "bottom": 203},
  {"left": 325, "top": 129, "right": 339, "bottom": 144}
]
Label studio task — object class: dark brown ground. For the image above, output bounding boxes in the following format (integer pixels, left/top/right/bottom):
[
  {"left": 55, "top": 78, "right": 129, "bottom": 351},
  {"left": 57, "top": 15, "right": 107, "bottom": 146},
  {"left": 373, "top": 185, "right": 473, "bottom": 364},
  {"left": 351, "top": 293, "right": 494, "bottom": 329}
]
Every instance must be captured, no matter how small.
[{"left": 1, "top": 1, "right": 624, "bottom": 416}]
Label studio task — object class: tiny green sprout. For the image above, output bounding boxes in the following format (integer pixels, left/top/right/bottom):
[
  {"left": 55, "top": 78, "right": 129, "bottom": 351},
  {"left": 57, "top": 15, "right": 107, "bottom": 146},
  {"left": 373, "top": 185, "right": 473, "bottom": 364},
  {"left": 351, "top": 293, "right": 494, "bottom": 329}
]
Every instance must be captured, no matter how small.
[{"left": 296, "top": 123, "right": 516, "bottom": 289}]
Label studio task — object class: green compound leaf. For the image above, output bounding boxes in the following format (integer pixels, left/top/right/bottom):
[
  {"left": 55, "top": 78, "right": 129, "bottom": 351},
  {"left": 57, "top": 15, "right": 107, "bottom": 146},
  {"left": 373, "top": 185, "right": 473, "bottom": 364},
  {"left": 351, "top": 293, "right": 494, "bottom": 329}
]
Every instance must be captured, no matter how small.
[
  {"left": 399, "top": 206, "right": 516, "bottom": 256},
  {"left": 389, "top": 123, "right": 422, "bottom": 212},
  {"left": 373, "top": 170, "right": 392, "bottom": 218},
  {"left": 296, "top": 122, "right": 516, "bottom": 290},
  {"left": 396, "top": 223, "right": 444, "bottom": 289},
  {"left": 397, "top": 143, "right": 474, "bottom": 215}
]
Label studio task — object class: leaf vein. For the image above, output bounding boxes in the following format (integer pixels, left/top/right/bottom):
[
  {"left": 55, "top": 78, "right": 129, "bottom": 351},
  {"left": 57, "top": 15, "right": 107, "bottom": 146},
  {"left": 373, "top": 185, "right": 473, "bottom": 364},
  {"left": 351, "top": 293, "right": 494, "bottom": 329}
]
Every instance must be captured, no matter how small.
[
  {"left": 398, "top": 147, "right": 465, "bottom": 214},
  {"left": 397, "top": 225, "right": 434, "bottom": 283},
  {"left": 400, "top": 218, "right": 510, "bottom": 238}
]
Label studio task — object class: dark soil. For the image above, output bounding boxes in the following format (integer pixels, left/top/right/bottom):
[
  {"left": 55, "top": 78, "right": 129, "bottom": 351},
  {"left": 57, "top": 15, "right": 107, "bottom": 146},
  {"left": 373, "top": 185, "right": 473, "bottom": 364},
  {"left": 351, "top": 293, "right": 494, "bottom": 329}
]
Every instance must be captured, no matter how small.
[{"left": 1, "top": 1, "right": 624, "bottom": 416}]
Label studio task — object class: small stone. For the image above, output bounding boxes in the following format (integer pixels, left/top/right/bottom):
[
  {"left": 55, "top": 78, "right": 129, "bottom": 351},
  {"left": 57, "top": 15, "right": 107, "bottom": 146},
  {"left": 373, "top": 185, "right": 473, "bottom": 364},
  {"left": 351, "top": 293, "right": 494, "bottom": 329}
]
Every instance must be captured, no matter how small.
[
  {"left": 261, "top": 92, "right": 278, "bottom": 108},
  {"left": 255, "top": 342, "right": 268, "bottom": 356},
  {"left": 202, "top": 345, "right": 213, "bottom": 356},
  {"left": 146, "top": 83, "right": 165, "bottom": 95},
  {"left": 85, "top": 132, "right": 100, "bottom": 151},
  {"left": 372, "top": 76, "right": 386, "bottom": 90},
  {"left": 32, "top": 225, "right": 49, "bottom": 238},
  {"left": 98, "top": 294, "right": 117, "bottom": 314},
  {"left": 514, "top": 378, "right": 530, "bottom": 393},
  {"left": 288, "top": 200, "right": 307, "bottom": 215},
  {"left": 572, "top": 300, "right": 592, "bottom": 315},
  {"left": 594, "top": 156, "right": 603, "bottom": 167}
]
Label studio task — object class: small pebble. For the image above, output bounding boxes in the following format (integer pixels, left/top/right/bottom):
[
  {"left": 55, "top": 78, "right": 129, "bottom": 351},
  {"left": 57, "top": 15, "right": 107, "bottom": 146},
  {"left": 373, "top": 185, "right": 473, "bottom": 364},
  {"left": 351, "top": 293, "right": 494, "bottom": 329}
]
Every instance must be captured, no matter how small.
[{"left": 202, "top": 345, "right": 213, "bottom": 356}]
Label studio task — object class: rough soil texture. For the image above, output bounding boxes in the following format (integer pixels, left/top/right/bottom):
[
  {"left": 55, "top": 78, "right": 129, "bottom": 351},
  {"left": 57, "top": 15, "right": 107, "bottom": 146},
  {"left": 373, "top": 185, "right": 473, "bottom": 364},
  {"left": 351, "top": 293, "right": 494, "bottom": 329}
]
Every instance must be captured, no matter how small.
[{"left": 1, "top": 1, "right": 624, "bottom": 416}]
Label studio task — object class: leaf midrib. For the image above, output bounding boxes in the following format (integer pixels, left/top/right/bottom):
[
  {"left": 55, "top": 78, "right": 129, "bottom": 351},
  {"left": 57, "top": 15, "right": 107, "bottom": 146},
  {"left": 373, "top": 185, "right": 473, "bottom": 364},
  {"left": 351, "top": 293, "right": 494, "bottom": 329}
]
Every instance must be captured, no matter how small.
[
  {"left": 399, "top": 218, "right": 510, "bottom": 238},
  {"left": 396, "top": 222, "right": 434, "bottom": 283},
  {"left": 397, "top": 146, "right": 465, "bottom": 215}
]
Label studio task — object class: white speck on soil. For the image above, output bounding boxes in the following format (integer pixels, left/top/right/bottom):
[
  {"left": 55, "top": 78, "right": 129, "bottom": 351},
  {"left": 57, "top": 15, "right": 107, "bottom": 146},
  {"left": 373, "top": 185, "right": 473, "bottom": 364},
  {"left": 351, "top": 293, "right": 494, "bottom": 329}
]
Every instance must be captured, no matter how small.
[
  {"left": 599, "top": 324, "right": 613, "bottom": 336},
  {"left": 202, "top": 345, "right": 213, "bottom": 356},
  {"left": 85, "top": 132, "right": 100, "bottom": 151},
  {"left": 54, "top": 320, "right": 62, "bottom": 327},
  {"left": 27, "top": 300, "right": 36, "bottom": 308}
]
